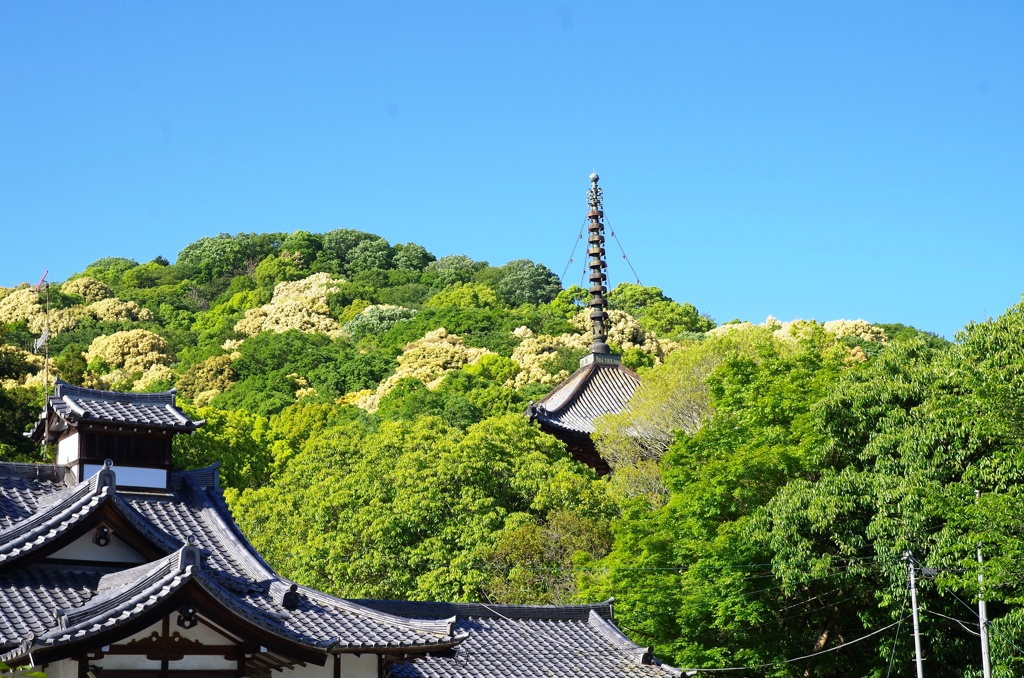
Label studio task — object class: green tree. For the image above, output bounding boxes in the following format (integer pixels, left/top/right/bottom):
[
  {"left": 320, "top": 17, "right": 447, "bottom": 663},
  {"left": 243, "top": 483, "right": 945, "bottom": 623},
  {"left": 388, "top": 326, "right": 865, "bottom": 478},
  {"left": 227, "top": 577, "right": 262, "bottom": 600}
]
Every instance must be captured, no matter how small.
[
  {"left": 173, "top": 405, "right": 275, "bottom": 489},
  {"left": 0, "top": 332, "right": 40, "bottom": 461},
  {"left": 176, "top": 232, "right": 284, "bottom": 284},
  {"left": 391, "top": 242, "right": 436, "bottom": 271},
  {"left": 491, "top": 259, "right": 561, "bottom": 307},
  {"left": 582, "top": 327, "right": 863, "bottom": 673},
  {"left": 228, "top": 414, "right": 601, "bottom": 602},
  {"left": 422, "top": 254, "right": 482, "bottom": 288}
]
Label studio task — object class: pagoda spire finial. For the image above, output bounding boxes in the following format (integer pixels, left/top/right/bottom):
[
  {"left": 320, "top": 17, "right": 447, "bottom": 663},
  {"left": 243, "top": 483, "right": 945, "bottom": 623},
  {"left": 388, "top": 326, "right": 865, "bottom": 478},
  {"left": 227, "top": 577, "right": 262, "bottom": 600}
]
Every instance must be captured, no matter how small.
[{"left": 585, "top": 173, "right": 610, "bottom": 355}]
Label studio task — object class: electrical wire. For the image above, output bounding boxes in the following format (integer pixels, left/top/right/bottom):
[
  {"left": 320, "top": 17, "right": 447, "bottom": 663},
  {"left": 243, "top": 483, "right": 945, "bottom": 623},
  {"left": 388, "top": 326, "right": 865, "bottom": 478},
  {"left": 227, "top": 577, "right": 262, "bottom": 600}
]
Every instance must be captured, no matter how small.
[
  {"left": 923, "top": 609, "right": 980, "bottom": 637},
  {"left": 673, "top": 616, "right": 910, "bottom": 673},
  {"left": 560, "top": 217, "right": 587, "bottom": 285},
  {"left": 603, "top": 215, "right": 642, "bottom": 286},
  {"left": 884, "top": 587, "right": 910, "bottom": 678}
]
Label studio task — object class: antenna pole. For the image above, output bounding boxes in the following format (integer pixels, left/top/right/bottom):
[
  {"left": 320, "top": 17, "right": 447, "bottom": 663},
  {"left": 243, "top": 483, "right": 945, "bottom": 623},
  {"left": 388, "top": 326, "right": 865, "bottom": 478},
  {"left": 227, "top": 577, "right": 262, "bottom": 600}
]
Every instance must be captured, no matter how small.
[
  {"left": 907, "top": 551, "right": 925, "bottom": 678},
  {"left": 43, "top": 280, "right": 50, "bottom": 400}
]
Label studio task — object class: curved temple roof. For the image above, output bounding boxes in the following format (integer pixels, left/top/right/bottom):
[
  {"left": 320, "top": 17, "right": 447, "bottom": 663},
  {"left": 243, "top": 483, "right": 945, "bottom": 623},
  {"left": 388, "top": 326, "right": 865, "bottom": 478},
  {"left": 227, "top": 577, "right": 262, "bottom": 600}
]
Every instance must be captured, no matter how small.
[
  {"left": 2, "top": 377, "right": 676, "bottom": 678},
  {"left": 0, "top": 463, "right": 461, "bottom": 666},
  {"left": 28, "top": 379, "right": 204, "bottom": 443},
  {"left": 527, "top": 360, "right": 641, "bottom": 437}
]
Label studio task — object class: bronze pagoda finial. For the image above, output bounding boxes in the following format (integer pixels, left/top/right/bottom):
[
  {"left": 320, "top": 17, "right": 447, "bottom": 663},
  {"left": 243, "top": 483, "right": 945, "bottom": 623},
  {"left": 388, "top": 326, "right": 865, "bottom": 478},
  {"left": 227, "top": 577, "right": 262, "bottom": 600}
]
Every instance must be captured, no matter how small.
[{"left": 586, "top": 173, "right": 610, "bottom": 354}]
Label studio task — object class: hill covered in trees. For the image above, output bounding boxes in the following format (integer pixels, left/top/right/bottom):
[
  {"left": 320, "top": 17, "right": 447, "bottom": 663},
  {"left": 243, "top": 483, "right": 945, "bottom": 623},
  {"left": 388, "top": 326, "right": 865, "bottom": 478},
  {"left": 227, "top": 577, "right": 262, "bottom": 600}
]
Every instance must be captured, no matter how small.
[{"left": 2, "top": 229, "right": 1022, "bottom": 676}]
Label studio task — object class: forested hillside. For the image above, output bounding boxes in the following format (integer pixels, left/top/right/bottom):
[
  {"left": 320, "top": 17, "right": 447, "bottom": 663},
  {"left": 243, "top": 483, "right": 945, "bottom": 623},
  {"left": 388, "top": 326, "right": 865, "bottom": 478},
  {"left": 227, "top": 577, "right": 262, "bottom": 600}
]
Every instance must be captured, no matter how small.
[{"left": 2, "top": 229, "right": 1022, "bottom": 676}]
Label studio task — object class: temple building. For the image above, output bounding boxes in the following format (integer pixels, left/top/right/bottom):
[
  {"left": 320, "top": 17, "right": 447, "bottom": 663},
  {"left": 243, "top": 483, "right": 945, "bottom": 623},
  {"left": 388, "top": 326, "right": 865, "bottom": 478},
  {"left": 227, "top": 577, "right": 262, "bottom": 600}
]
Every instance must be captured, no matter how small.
[
  {"left": 0, "top": 379, "right": 679, "bottom": 678},
  {"left": 527, "top": 174, "right": 642, "bottom": 475}
]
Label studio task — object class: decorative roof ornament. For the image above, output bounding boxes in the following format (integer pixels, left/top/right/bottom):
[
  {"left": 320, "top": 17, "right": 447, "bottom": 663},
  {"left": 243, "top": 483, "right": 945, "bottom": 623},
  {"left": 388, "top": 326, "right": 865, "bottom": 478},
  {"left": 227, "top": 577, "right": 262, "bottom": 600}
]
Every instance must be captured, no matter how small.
[{"left": 586, "top": 173, "right": 611, "bottom": 355}]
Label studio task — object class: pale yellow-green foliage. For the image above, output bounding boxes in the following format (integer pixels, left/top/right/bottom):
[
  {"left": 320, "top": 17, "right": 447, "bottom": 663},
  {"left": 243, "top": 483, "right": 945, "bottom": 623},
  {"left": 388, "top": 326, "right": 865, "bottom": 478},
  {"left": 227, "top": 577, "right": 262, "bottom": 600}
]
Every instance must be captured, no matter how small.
[
  {"left": 288, "top": 373, "right": 317, "bottom": 400},
  {"left": 86, "top": 329, "right": 173, "bottom": 375},
  {"left": 338, "top": 388, "right": 376, "bottom": 409},
  {"left": 358, "top": 328, "right": 494, "bottom": 412},
  {"left": 235, "top": 272, "right": 344, "bottom": 337},
  {"left": 706, "top": 321, "right": 758, "bottom": 337},
  {"left": 30, "top": 307, "right": 80, "bottom": 335},
  {"left": 0, "top": 288, "right": 42, "bottom": 326},
  {"left": 508, "top": 326, "right": 589, "bottom": 388},
  {"left": 710, "top": 316, "right": 888, "bottom": 346},
  {"left": 134, "top": 364, "right": 175, "bottom": 391},
  {"left": 593, "top": 326, "right": 776, "bottom": 503},
  {"left": 569, "top": 309, "right": 679, "bottom": 362},
  {"left": 822, "top": 319, "right": 888, "bottom": 344},
  {"left": 177, "top": 354, "right": 237, "bottom": 406},
  {"left": 61, "top": 276, "right": 113, "bottom": 303},
  {"left": 1, "top": 348, "right": 43, "bottom": 389},
  {"left": 221, "top": 339, "right": 244, "bottom": 356},
  {"left": 0, "top": 284, "right": 153, "bottom": 338},
  {"left": 424, "top": 282, "right": 500, "bottom": 309},
  {"left": 84, "top": 298, "right": 154, "bottom": 323}
]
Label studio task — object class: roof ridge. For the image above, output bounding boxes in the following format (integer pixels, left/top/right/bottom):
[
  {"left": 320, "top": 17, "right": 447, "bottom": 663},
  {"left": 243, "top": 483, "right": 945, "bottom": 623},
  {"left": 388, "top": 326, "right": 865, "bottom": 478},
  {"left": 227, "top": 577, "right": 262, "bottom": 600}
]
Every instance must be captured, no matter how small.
[
  {"left": 532, "top": 362, "right": 600, "bottom": 415},
  {"left": 586, "top": 609, "right": 653, "bottom": 663},
  {"left": 300, "top": 589, "right": 458, "bottom": 639},
  {"left": 177, "top": 474, "right": 277, "bottom": 583},
  {"left": 58, "top": 546, "right": 201, "bottom": 629},
  {"left": 55, "top": 378, "right": 177, "bottom": 406},
  {"left": 0, "top": 462, "right": 62, "bottom": 482},
  {"left": 0, "top": 469, "right": 114, "bottom": 565},
  {"left": 107, "top": 493, "right": 189, "bottom": 554},
  {"left": 352, "top": 598, "right": 617, "bottom": 621}
]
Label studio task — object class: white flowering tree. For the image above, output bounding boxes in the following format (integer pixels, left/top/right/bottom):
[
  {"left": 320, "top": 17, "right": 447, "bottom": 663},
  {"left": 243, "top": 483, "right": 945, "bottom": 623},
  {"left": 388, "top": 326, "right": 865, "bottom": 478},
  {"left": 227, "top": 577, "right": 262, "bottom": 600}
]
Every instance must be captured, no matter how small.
[
  {"left": 234, "top": 272, "right": 344, "bottom": 338},
  {"left": 84, "top": 329, "right": 174, "bottom": 390}
]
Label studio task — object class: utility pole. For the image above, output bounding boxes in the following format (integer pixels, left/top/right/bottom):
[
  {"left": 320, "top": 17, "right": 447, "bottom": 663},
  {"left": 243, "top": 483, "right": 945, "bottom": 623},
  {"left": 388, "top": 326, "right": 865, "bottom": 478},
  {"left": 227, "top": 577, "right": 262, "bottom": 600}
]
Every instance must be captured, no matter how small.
[
  {"left": 977, "top": 491, "right": 992, "bottom": 678},
  {"left": 907, "top": 551, "right": 925, "bottom": 678}
]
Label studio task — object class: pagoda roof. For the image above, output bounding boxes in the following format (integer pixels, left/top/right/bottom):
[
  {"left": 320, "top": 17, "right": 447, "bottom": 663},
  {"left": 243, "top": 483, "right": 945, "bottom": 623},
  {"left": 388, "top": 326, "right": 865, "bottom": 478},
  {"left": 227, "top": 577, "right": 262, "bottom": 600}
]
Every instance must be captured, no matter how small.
[
  {"left": 0, "top": 463, "right": 460, "bottom": 666},
  {"left": 527, "top": 358, "right": 641, "bottom": 436},
  {"left": 355, "top": 599, "right": 681, "bottom": 678},
  {"left": 28, "top": 379, "right": 203, "bottom": 443}
]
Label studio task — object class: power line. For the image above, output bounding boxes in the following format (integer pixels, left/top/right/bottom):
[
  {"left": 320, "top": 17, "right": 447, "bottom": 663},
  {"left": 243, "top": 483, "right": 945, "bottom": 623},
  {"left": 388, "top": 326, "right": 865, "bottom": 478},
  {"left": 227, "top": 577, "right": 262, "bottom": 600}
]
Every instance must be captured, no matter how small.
[
  {"left": 673, "top": 617, "right": 910, "bottom": 673},
  {"left": 884, "top": 587, "right": 910, "bottom": 678}
]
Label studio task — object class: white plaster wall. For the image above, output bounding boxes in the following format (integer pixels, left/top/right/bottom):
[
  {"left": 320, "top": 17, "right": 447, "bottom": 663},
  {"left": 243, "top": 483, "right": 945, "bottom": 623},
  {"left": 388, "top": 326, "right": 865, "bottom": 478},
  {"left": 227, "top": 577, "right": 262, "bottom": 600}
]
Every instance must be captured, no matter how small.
[
  {"left": 292, "top": 656, "right": 334, "bottom": 678},
  {"left": 169, "top": 656, "right": 236, "bottom": 670},
  {"left": 50, "top": 531, "right": 146, "bottom": 564},
  {"left": 340, "top": 653, "right": 378, "bottom": 678},
  {"left": 42, "top": 659, "right": 77, "bottom": 678},
  {"left": 96, "top": 655, "right": 162, "bottom": 671},
  {"left": 57, "top": 433, "right": 78, "bottom": 466},
  {"left": 82, "top": 464, "right": 167, "bottom": 490}
]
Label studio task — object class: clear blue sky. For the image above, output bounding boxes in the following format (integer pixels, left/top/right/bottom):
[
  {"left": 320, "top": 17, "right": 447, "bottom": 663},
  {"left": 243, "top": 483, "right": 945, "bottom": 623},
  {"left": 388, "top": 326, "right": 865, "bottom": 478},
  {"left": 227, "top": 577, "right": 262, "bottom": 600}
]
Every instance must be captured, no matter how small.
[{"left": 2, "top": 2, "right": 1021, "bottom": 339}]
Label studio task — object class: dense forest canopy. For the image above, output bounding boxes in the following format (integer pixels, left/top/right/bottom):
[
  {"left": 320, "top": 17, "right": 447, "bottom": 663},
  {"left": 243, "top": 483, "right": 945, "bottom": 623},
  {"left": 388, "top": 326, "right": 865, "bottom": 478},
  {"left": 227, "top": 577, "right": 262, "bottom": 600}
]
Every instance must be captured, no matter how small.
[{"left": 3, "top": 228, "right": 1022, "bottom": 676}]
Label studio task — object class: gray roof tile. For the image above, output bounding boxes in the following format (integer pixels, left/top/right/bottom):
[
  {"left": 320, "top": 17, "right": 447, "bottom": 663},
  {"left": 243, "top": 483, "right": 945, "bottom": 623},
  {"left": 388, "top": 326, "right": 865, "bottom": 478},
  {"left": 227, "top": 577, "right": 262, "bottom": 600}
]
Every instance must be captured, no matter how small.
[
  {"left": 0, "top": 463, "right": 462, "bottom": 664},
  {"left": 29, "top": 380, "right": 202, "bottom": 442},
  {"left": 528, "top": 362, "right": 641, "bottom": 435},
  {"left": 354, "top": 601, "right": 679, "bottom": 678},
  {"left": 0, "top": 446, "right": 676, "bottom": 678}
]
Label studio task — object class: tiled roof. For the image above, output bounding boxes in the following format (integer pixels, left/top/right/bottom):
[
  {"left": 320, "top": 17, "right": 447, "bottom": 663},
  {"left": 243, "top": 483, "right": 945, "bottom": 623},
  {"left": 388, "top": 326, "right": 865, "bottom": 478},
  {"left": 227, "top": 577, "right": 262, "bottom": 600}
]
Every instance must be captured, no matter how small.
[
  {"left": 28, "top": 379, "right": 202, "bottom": 442},
  {"left": 0, "top": 435, "right": 674, "bottom": 677},
  {"left": 527, "top": 361, "right": 641, "bottom": 436},
  {"left": 0, "top": 466, "right": 63, "bottom": 528},
  {"left": 0, "top": 463, "right": 462, "bottom": 664},
  {"left": 0, "top": 565, "right": 103, "bottom": 645},
  {"left": 354, "top": 600, "right": 681, "bottom": 678},
  {"left": 0, "top": 468, "right": 116, "bottom": 566}
]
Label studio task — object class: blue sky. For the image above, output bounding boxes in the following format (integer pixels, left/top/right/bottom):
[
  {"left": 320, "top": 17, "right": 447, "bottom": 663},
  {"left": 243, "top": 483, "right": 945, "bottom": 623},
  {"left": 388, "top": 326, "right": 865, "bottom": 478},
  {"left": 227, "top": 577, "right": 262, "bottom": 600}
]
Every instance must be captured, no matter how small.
[{"left": 1, "top": 2, "right": 1021, "bottom": 339}]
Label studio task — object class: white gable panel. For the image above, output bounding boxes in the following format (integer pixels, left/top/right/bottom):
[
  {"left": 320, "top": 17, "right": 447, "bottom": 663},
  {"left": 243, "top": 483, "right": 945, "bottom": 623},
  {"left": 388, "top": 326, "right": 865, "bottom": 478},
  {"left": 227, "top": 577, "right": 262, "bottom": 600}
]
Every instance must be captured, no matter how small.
[{"left": 50, "top": 530, "right": 147, "bottom": 564}]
